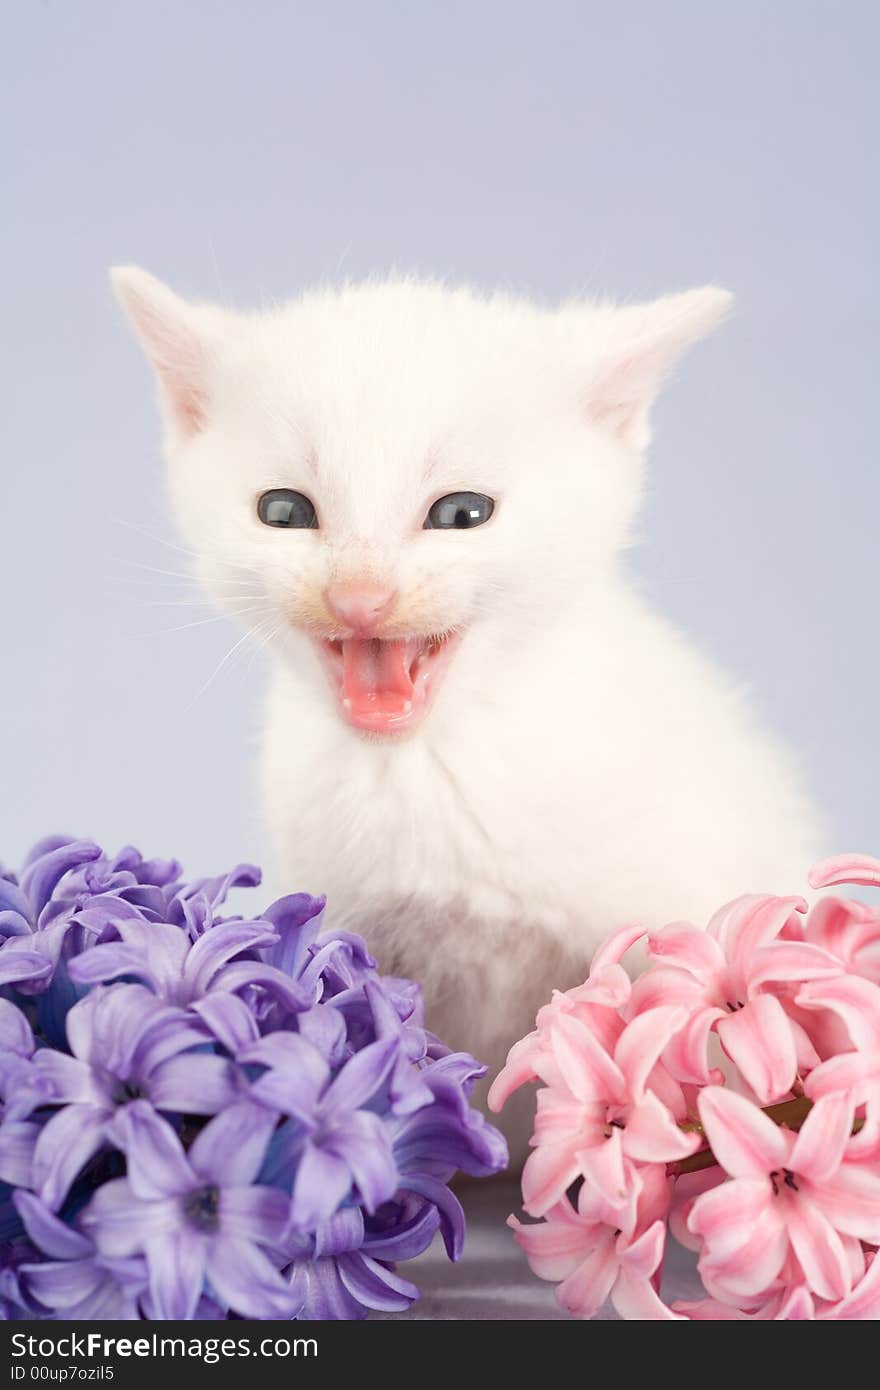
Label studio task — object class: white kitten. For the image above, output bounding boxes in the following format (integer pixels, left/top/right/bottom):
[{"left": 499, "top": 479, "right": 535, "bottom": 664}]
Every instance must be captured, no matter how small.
[{"left": 113, "top": 269, "right": 822, "bottom": 1157}]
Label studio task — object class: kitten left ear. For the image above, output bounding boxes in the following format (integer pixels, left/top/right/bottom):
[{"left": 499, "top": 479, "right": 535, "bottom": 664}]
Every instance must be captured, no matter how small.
[
  {"left": 111, "top": 266, "right": 219, "bottom": 440},
  {"left": 585, "top": 287, "right": 733, "bottom": 448}
]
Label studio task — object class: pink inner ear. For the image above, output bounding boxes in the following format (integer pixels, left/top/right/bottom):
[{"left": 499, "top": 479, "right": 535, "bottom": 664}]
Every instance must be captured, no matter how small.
[
  {"left": 154, "top": 352, "right": 208, "bottom": 436},
  {"left": 123, "top": 289, "right": 208, "bottom": 437},
  {"left": 587, "top": 355, "right": 644, "bottom": 442}
]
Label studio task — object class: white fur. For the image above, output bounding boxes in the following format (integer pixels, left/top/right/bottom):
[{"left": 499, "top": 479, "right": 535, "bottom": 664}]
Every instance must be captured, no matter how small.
[{"left": 113, "top": 269, "right": 822, "bottom": 1157}]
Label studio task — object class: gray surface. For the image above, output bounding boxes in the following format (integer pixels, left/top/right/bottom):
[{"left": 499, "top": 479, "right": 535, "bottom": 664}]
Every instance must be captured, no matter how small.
[
  {"left": 1, "top": 3, "right": 877, "bottom": 870},
  {"left": 393, "top": 1181, "right": 703, "bottom": 1321}
]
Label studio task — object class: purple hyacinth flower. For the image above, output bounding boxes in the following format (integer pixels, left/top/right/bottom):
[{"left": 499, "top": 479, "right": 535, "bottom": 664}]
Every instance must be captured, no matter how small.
[
  {"left": 166, "top": 862, "right": 262, "bottom": 932},
  {"left": 15, "top": 1192, "right": 145, "bottom": 1320},
  {"left": 0, "top": 842, "right": 104, "bottom": 992},
  {"left": 81, "top": 1100, "right": 295, "bottom": 1320},
  {"left": 388, "top": 1053, "right": 509, "bottom": 1258},
  {"left": 0, "top": 998, "right": 35, "bottom": 1059},
  {"left": 0, "top": 1012, "right": 53, "bottom": 1192},
  {"left": 283, "top": 1204, "right": 435, "bottom": 1319},
  {"left": 31, "top": 983, "right": 234, "bottom": 1210},
  {"left": 239, "top": 893, "right": 330, "bottom": 1030},
  {"left": 362, "top": 979, "right": 435, "bottom": 1115},
  {"left": 1, "top": 832, "right": 511, "bottom": 1321},
  {"left": 259, "top": 894, "right": 327, "bottom": 977},
  {"left": 0, "top": 1239, "right": 42, "bottom": 1320},
  {"left": 247, "top": 1034, "right": 400, "bottom": 1229},
  {"left": 67, "top": 916, "right": 309, "bottom": 1012}
]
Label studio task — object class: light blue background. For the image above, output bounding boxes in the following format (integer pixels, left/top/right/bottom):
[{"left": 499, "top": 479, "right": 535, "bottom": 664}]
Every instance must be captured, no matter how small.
[{"left": 2, "top": 1, "right": 876, "bottom": 885}]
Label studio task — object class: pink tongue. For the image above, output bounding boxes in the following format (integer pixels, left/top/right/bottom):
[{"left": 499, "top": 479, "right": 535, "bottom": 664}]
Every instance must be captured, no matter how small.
[{"left": 341, "top": 639, "right": 415, "bottom": 720}]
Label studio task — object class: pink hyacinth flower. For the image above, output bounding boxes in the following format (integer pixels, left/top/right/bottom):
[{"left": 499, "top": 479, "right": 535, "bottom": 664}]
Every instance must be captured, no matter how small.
[
  {"left": 637, "top": 894, "right": 842, "bottom": 1102},
  {"left": 519, "top": 1004, "right": 700, "bottom": 1217},
  {"left": 510, "top": 1169, "right": 681, "bottom": 1320},
  {"left": 809, "top": 853, "right": 880, "bottom": 890},
  {"left": 688, "top": 1086, "right": 880, "bottom": 1305},
  {"left": 675, "top": 1286, "right": 816, "bottom": 1320},
  {"left": 487, "top": 922, "right": 645, "bottom": 1116},
  {"left": 676, "top": 1253, "right": 880, "bottom": 1321},
  {"left": 802, "top": 897, "right": 880, "bottom": 986}
]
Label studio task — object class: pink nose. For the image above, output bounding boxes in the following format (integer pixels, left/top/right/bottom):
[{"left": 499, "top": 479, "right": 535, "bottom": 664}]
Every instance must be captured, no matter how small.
[{"left": 324, "top": 582, "right": 398, "bottom": 635}]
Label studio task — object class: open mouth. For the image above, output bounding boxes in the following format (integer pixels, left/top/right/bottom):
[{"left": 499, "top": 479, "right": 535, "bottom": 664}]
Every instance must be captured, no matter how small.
[{"left": 314, "top": 634, "right": 459, "bottom": 735}]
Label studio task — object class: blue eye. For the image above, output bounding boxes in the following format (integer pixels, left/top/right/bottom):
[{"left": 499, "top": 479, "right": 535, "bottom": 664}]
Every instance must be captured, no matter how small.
[
  {"left": 257, "top": 489, "right": 318, "bottom": 528},
  {"left": 424, "top": 492, "right": 495, "bottom": 530}
]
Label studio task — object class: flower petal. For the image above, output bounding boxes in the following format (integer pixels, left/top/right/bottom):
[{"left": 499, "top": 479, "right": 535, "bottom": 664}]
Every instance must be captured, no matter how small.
[
  {"left": 261, "top": 892, "right": 326, "bottom": 976},
  {"left": 614, "top": 1006, "right": 688, "bottom": 1098},
  {"left": 33, "top": 1051, "right": 106, "bottom": 1105},
  {"left": 809, "top": 854, "right": 880, "bottom": 890},
  {"left": 805, "top": 1051, "right": 880, "bottom": 1101},
  {"left": 185, "top": 921, "right": 279, "bottom": 994},
  {"left": 832, "top": 1251, "right": 880, "bottom": 1318},
  {"left": 205, "top": 1235, "right": 296, "bottom": 1318},
  {"left": 320, "top": 1037, "right": 399, "bottom": 1120},
  {"left": 646, "top": 922, "right": 725, "bottom": 982},
  {"left": 0, "top": 997, "right": 35, "bottom": 1056},
  {"left": 577, "top": 1127, "right": 629, "bottom": 1210},
  {"left": 219, "top": 1185, "right": 291, "bottom": 1245},
  {"left": 324, "top": 1110, "right": 397, "bottom": 1214},
  {"left": 19, "top": 840, "right": 102, "bottom": 918},
  {"left": 790, "top": 1092, "right": 855, "bottom": 1183},
  {"left": 687, "top": 1175, "right": 772, "bottom": 1254},
  {"left": 612, "top": 1266, "right": 684, "bottom": 1320},
  {"left": 190, "top": 993, "right": 260, "bottom": 1054},
  {"left": 361, "top": 1204, "right": 439, "bottom": 1262},
  {"left": 399, "top": 1172, "right": 466, "bottom": 1260},
  {"left": 796, "top": 976, "right": 880, "bottom": 1052},
  {"left": 697, "top": 1086, "right": 789, "bottom": 1178},
  {"left": 589, "top": 922, "right": 647, "bottom": 972},
  {"left": 146, "top": 1230, "right": 207, "bottom": 1320},
  {"left": 565, "top": 963, "right": 631, "bottom": 1010},
  {"left": 698, "top": 1209, "right": 789, "bottom": 1299},
  {"left": 720, "top": 894, "right": 807, "bottom": 979},
  {"left": 622, "top": 1092, "right": 700, "bottom": 1163},
  {"left": 487, "top": 1034, "right": 543, "bottom": 1112},
  {"left": 107, "top": 1101, "right": 194, "bottom": 1199},
  {"left": 748, "top": 941, "right": 844, "bottom": 989},
  {"left": 787, "top": 1196, "right": 852, "bottom": 1302},
  {"left": 0, "top": 1120, "right": 39, "bottom": 1187},
  {"left": 33, "top": 1105, "right": 109, "bottom": 1210},
  {"left": 81, "top": 1180, "right": 181, "bottom": 1258},
  {"left": 0, "top": 945, "right": 53, "bottom": 987},
  {"left": 507, "top": 1211, "right": 593, "bottom": 1282},
  {"left": 716, "top": 994, "right": 797, "bottom": 1104},
  {"left": 555, "top": 1230, "right": 618, "bottom": 1318},
  {"left": 149, "top": 1054, "right": 244, "bottom": 1116},
  {"left": 189, "top": 1101, "right": 279, "bottom": 1187},
  {"left": 808, "top": 1163, "right": 880, "bottom": 1243},
  {"left": 662, "top": 1005, "right": 726, "bottom": 1085},
  {"left": 67, "top": 942, "right": 150, "bottom": 989},
  {"left": 289, "top": 1142, "right": 352, "bottom": 1230},
  {"left": 14, "top": 1191, "right": 93, "bottom": 1259},
  {"left": 20, "top": 1258, "right": 104, "bottom": 1311},
  {"left": 337, "top": 1251, "right": 419, "bottom": 1313},
  {"left": 521, "top": 1140, "right": 585, "bottom": 1218},
  {"left": 550, "top": 1012, "right": 626, "bottom": 1105},
  {"left": 241, "top": 1031, "right": 330, "bottom": 1079}
]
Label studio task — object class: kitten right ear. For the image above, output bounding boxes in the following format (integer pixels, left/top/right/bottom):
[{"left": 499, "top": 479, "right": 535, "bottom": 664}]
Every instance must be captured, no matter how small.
[{"left": 110, "top": 266, "right": 215, "bottom": 440}]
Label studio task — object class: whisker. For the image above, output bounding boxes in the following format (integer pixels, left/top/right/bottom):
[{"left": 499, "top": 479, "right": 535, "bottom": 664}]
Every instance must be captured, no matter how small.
[
  {"left": 146, "top": 605, "right": 272, "bottom": 637},
  {"left": 182, "top": 622, "right": 271, "bottom": 714},
  {"left": 111, "top": 517, "right": 263, "bottom": 576},
  {"left": 136, "top": 593, "right": 264, "bottom": 610},
  {"left": 111, "top": 559, "right": 261, "bottom": 586}
]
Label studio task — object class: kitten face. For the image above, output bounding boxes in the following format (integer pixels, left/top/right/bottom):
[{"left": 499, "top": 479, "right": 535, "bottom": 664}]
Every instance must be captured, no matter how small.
[{"left": 114, "top": 273, "right": 730, "bottom": 736}]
